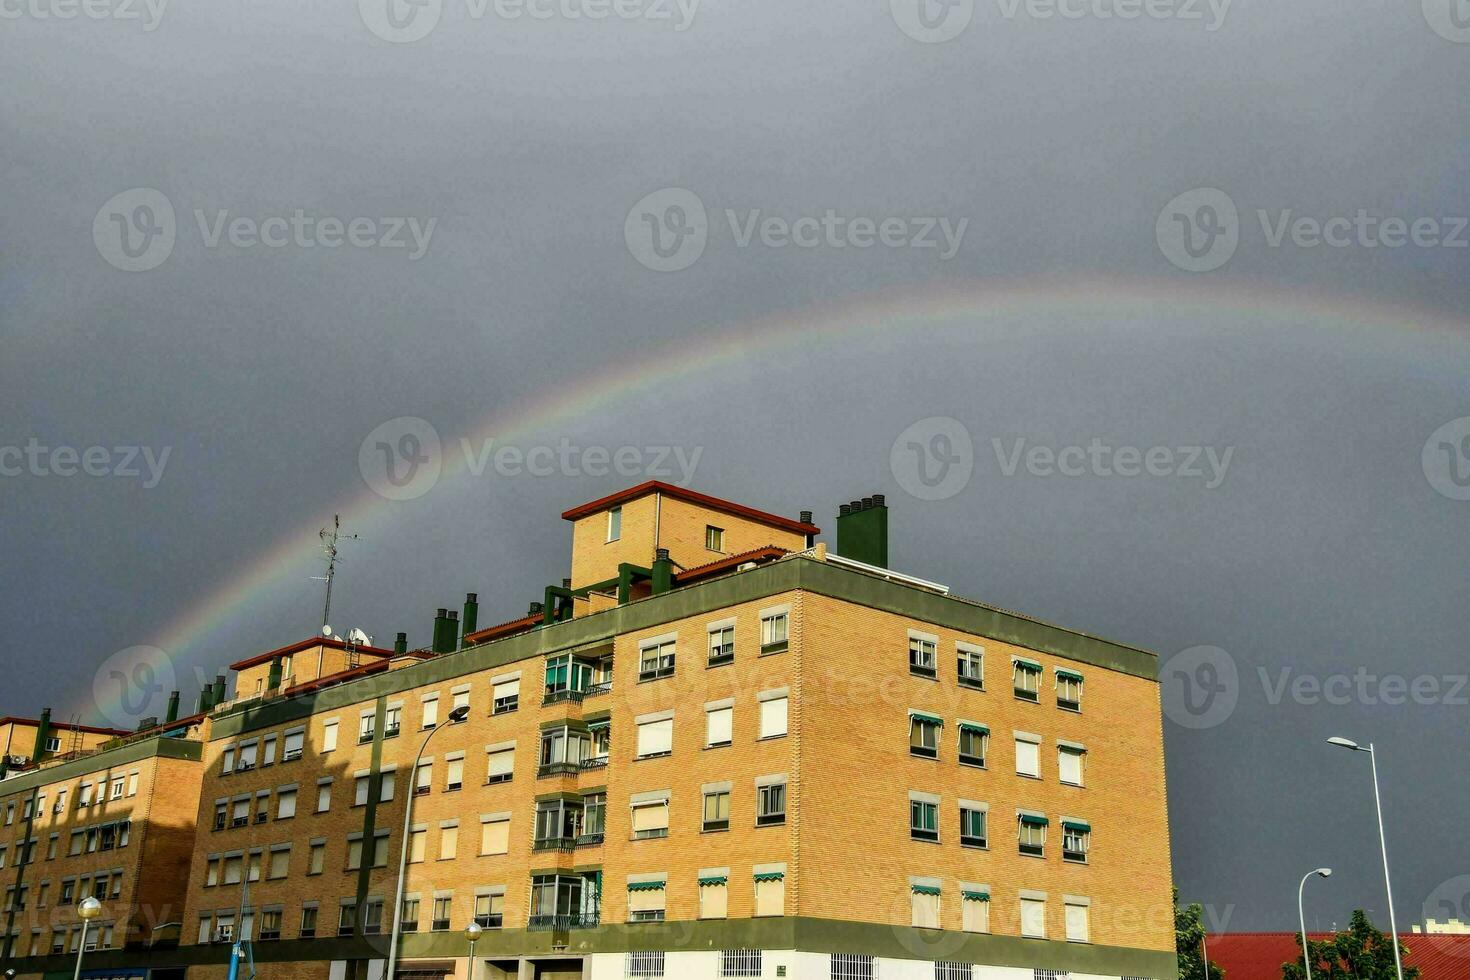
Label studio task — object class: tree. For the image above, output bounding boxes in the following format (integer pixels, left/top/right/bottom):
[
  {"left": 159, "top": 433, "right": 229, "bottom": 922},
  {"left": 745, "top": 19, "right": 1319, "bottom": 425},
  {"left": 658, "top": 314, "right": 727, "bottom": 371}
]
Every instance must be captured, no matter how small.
[
  {"left": 1279, "top": 909, "right": 1419, "bottom": 980},
  {"left": 1176, "top": 888, "right": 1225, "bottom": 980}
]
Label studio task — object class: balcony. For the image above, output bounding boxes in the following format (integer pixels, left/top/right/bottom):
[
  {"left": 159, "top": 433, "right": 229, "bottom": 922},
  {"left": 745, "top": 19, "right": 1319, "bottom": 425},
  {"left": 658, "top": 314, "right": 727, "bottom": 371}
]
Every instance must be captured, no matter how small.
[
  {"left": 542, "top": 688, "right": 585, "bottom": 707},
  {"left": 575, "top": 832, "right": 604, "bottom": 848},
  {"left": 532, "top": 837, "right": 577, "bottom": 853},
  {"left": 579, "top": 756, "right": 609, "bottom": 772},
  {"left": 527, "top": 914, "right": 598, "bottom": 932},
  {"left": 537, "top": 762, "right": 581, "bottom": 779},
  {"left": 584, "top": 680, "right": 613, "bottom": 698}
]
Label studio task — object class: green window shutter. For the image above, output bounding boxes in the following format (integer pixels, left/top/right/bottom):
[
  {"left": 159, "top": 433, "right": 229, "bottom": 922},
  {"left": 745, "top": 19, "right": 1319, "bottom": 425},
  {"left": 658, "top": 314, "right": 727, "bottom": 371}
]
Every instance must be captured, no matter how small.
[
  {"left": 1056, "top": 669, "right": 1084, "bottom": 682},
  {"left": 1012, "top": 658, "right": 1042, "bottom": 671},
  {"left": 1062, "top": 820, "right": 1091, "bottom": 833},
  {"left": 698, "top": 876, "right": 728, "bottom": 887},
  {"left": 908, "top": 711, "right": 944, "bottom": 727},
  {"left": 1019, "top": 813, "right": 1049, "bottom": 826},
  {"left": 958, "top": 723, "right": 989, "bottom": 735},
  {"left": 961, "top": 890, "right": 990, "bottom": 902},
  {"left": 627, "top": 881, "right": 666, "bottom": 892},
  {"left": 910, "top": 885, "right": 941, "bottom": 896},
  {"left": 752, "top": 872, "right": 784, "bottom": 883}
]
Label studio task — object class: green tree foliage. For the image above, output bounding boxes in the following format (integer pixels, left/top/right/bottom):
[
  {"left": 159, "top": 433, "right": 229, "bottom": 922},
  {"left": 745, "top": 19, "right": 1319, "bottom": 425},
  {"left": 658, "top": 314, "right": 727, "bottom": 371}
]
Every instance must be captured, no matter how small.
[
  {"left": 1176, "top": 888, "right": 1225, "bottom": 980},
  {"left": 1280, "top": 909, "right": 1419, "bottom": 980}
]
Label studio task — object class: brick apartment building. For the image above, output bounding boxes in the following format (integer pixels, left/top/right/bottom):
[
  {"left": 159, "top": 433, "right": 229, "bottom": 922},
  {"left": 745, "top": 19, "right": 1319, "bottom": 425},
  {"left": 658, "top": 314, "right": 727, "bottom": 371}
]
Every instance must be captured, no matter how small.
[{"left": 0, "top": 482, "right": 1176, "bottom": 980}]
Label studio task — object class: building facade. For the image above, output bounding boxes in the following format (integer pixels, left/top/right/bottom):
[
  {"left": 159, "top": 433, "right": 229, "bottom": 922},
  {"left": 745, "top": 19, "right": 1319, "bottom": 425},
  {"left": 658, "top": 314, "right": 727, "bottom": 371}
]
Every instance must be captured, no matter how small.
[{"left": 0, "top": 483, "right": 1176, "bottom": 980}]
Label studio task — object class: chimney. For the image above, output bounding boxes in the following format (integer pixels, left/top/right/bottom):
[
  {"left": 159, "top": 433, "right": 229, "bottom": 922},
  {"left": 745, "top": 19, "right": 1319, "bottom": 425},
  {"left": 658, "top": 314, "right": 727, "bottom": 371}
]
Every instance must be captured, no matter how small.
[
  {"left": 460, "top": 593, "right": 479, "bottom": 647},
  {"left": 196, "top": 685, "right": 213, "bottom": 714},
  {"left": 32, "top": 708, "right": 52, "bottom": 758},
  {"left": 212, "top": 675, "right": 227, "bottom": 706},
  {"left": 651, "top": 548, "right": 674, "bottom": 595},
  {"left": 799, "top": 510, "right": 815, "bottom": 547},
  {"left": 835, "top": 492, "right": 889, "bottom": 568},
  {"left": 528, "top": 601, "right": 544, "bottom": 616},
  {"left": 267, "top": 657, "right": 283, "bottom": 691},
  {"left": 394, "top": 632, "right": 408, "bottom": 656},
  {"left": 165, "top": 691, "right": 181, "bottom": 723},
  {"left": 136, "top": 716, "right": 158, "bottom": 733},
  {"left": 432, "top": 608, "right": 451, "bottom": 654}
]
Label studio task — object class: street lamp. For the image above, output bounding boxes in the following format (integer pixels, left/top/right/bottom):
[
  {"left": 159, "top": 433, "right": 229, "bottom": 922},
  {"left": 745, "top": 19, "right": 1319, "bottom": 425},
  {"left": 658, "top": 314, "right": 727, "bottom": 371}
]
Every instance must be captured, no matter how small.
[
  {"left": 385, "top": 703, "right": 471, "bottom": 980},
  {"left": 1328, "top": 736, "right": 1403, "bottom": 980},
  {"left": 1298, "top": 868, "right": 1332, "bottom": 980},
  {"left": 464, "top": 922, "right": 483, "bottom": 980},
  {"left": 72, "top": 897, "right": 103, "bottom": 980}
]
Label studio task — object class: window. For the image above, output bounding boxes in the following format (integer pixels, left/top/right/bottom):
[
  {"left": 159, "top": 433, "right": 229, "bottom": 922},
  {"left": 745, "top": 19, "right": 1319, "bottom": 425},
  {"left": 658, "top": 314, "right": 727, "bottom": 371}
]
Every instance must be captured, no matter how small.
[
  {"left": 355, "top": 775, "right": 371, "bottom": 806},
  {"left": 346, "top": 837, "right": 364, "bottom": 871},
  {"left": 268, "top": 846, "right": 290, "bottom": 879},
  {"left": 631, "top": 796, "right": 670, "bottom": 840},
  {"left": 958, "top": 723, "right": 988, "bottom": 766},
  {"left": 1065, "top": 899, "right": 1090, "bottom": 943},
  {"left": 1015, "top": 732, "right": 1041, "bottom": 778},
  {"left": 1019, "top": 814, "right": 1048, "bottom": 857},
  {"left": 627, "top": 951, "right": 664, "bottom": 978},
  {"left": 308, "top": 841, "right": 325, "bottom": 875},
  {"left": 702, "top": 788, "right": 731, "bottom": 832},
  {"left": 492, "top": 678, "right": 519, "bottom": 714},
  {"left": 754, "top": 871, "right": 785, "bottom": 916},
  {"left": 231, "top": 797, "right": 249, "bottom": 827},
  {"left": 415, "top": 761, "right": 432, "bottom": 796},
  {"left": 909, "top": 632, "right": 937, "bottom": 677},
  {"left": 1062, "top": 820, "right": 1090, "bottom": 862},
  {"left": 758, "top": 692, "right": 788, "bottom": 739},
  {"left": 299, "top": 905, "right": 318, "bottom": 939},
  {"left": 321, "top": 720, "right": 338, "bottom": 753},
  {"left": 384, "top": 705, "right": 402, "bottom": 738},
  {"left": 408, "top": 826, "right": 427, "bottom": 863},
  {"left": 262, "top": 735, "right": 278, "bottom": 766},
  {"left": 910, "top": 794, "right": 939, "bottom": 841},
  {"left": 452, "top": 687, "right": 470, "bottom": 717},
  {"left": 1013, "top": 658, "right": 1042, "bottom": 701},
  {"left": 400, "top": 897, "right": 420, "bottom": 932},
  {"left": 127, "top": 772, "right": 139, "bottom": 796},
  {"left": 639, "top": 639, "right": 676, "bottom": 681},
  {"left": 831, "top": 954, "right": 875, "bottom": 980},
  {"left": 276, "top": 788, "right": 297, "bottom": 819},
  {"left": 486, "top": 745, "right": 515, "bottom": 784},
  {"left": 583, "top": 793, "right": 606, "bottom": 839},
  {"left": 1020, "top": 895, "right": 1047, "bottom": 938},
  {"left": 108, "top": 776, "right": 124, "bottom": 799},
  {"left": 910, "top": 712, "right": 941, "bottom": 758},
  {"left": 958, "top": 643, "right": 984, "bottom": 688},
  {"left": 703, "top": 524, "right": 724, "bottom": 551},
  {"left": 362, "top": 897, "right": 384, "bottom": 935},
  {"left": 959, "top": 802, "right": 987, "bottom": 848},
  {"left": 910, "top": 883, "right": 941, "bottom": 929},
  {"left": 258, "top": 909, "right": 282, "bottom": 941},
  {"left": 338, "top": 901, "right": 357, "bottom": 937},
  {"left": 358, "top": 713, "right": 375, "bottom": 743},
  {"left": 760, "top": 610, "right": 789, "bottom": 654},
  {"left": 421, "top": 695, "right": 439, "bottom": 728},
  {"left": 705, "top": 703, "right": 733, "bottom": 747},
  {"left": 316, "top": 780, "right": 332, "bottom": 812},
  {"left": 283, "top": 729, "right": 305, "bottom": 761},
  {"left": 237, "top": 741, "right": 259, "bottom": 771},
  {"left": 219, "top": 750, "right": 234, "bottom": 776},
  {"left": 1059, "top": 744, "right": 1085, "bottom": 786},
  {"left": 221, "top": 855, "right": 243, "bottom": 885},
  {"left": 961, "top": 890, "right": 990, "bottom": 933},
  {"left": 480, "top": 815, "right": 510, "bottom": 855},
  {"left": 936, "top": 964, "right": 972, "bottom": 980},
  {"left": 1057, "top": 669, "right": 1083, "bottom": 711},
  {"left": 627, "top": 880, "right": 666, "bottom": 922},
  {"left": 636, "top": 714, "right": 674, "bottom": 758},
  {"left": 699, "top": 876, "right": 728, "bottom": 919},
  {"left": 721, "top": 950, "right": 760, "bottom": 978},
  {"left": 607, "top": 506, "right": 621, "bottom": 542},
  {"left": 474, "top": 892, "right": 504, "bottom": 928},
  {"left": 445, "top": 754, "right": 464, "bottom": 792},
  {"left": 708, "top": 624, "right": 735, "bottom": 665},
  {"left": 756, "top": 779, "right": 786, "bottom": 826},
  {"left": 440, "top": 823, "right": 459, "bottom": 860}
]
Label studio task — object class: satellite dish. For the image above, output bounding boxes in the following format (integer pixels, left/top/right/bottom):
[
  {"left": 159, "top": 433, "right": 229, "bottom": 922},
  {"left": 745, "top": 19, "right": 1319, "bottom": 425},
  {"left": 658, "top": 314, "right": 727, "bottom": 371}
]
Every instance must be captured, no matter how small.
[
  {"left": 321, "top": 624, "right": 333, "bottom": 637},
  {"left": 347, "top": 628, "right": 371, "bottom": 646}
]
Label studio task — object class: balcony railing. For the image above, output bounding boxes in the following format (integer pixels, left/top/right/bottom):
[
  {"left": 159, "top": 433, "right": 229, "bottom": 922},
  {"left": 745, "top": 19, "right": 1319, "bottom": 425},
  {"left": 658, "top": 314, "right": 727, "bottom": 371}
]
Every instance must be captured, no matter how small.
[
  {"left": 584, "top": 680, "right": 613, "bottom": 697},
  {"left": 542, "top": 688, "right": 585, "bottom": 706},
  {"left": 575, "top": 832, "right": 605, "bottom": 848},
  {"left": 532, "top": 837, "right": 577, "bottom": 853},
  {"left": 527, "top": 914, "right": 598, "bottom": 932},
  {"left": 579, "top": 756, "right": 609, "bottom": 771},
  {"left": 536, "top": 762, "right": 581, "bottom": 778}
]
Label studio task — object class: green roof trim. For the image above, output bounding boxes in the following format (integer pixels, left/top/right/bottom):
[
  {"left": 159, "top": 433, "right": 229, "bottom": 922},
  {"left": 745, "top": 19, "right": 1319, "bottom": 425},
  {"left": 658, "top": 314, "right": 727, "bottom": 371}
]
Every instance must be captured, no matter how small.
[
  {"left": 1056, "top": 668, "right": 1085, "bottom": 682},
  {"left": 961, "top": 891, "right": 990, "bottom": 902},
  {"left": 958, "top": 722, "right": 989, "bottom": 735},
  {"left": 910, "top": 885, "right": 941, "bottom": 896},
  {"left": 627, "top": 881, "right": 666, "bottom": 892},
  {"left": 698, "top": 876, "right": 728, "bottom": 887},
  {"left": 1019, "top": 814, "right": 1049, "bottom": 826},
  {"left": 1012, "top": 657, "right": 1042, "bottom": 671},
  {"left": 1062, "top": 820, "right": 1092, "bottom": 833},
  {"left": 752, "top": 872, "right": 785, "bottom": 883},
  {"left": 908, "top": 711, "right": 944, "bottom": 727}
]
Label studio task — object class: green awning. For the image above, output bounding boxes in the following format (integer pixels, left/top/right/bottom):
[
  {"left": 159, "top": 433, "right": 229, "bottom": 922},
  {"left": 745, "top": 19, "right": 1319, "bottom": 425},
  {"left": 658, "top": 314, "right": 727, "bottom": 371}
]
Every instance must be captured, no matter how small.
[
  {"left": 910, "top": 885, "right": 941, "bottom": 896},
  {"left": 908, "top": 711, "right": 944, "bottom": 727},
  {"left": 1019, "top": 813, "right": 1049, "bottom": 826},
  {"left": 627, "top": 880, "right": 666, "bottom": 892},
  {"left": 1056, "top": 668, "right": 1084, "bottom": 682},
  {"left": 961, "top": 891, "right": 990, "bottom": 902},
  {"left": 586, "top": 719, "right": 611, "bottom": 731},
  {"left": 752, "top": 872, "right": 785, "bottom": 883},
  {"left": 1012, "top": 657, "right": 1042, "bottom": 671},
  {"left": 958, "top": 722, "right": 989, "bottom": 735},
  {"left": 1062, "top": 820, "right": 1091, "bottom": 833},
  {"left": 698, "top": 876, "right": 728, "bottom": 887}
]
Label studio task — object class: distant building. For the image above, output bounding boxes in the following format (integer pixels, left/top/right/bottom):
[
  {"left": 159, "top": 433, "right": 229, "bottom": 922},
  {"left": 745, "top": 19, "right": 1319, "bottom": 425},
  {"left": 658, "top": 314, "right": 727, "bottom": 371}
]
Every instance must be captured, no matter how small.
[
  {"left": 1209, "top": 931, "right": 1470, "bottom": 979},
  {"left": 1414, "top": 917, "right": 1470, "bottom": 934}
]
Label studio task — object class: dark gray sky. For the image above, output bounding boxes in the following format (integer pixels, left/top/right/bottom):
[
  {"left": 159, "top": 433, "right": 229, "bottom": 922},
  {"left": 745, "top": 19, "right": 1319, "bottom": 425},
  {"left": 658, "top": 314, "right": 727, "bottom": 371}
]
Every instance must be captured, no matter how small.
[{"left": 4, "top": 0, "right": 1469, "bottom": 937}]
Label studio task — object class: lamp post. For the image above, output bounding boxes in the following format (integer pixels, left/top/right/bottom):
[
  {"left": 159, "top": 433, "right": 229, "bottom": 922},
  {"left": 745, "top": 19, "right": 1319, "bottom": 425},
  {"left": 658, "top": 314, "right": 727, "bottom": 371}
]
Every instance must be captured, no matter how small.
[
  {"left": 385, "top": 704, "right": 470, "bottom": 980},
  {"left": 464, "top": 922, "right": 483, "bottom": 980},
  {"left": 1298, "top": 868, "right": 1332, "bottom": 980},
  {"left": 72, "top": 897, "right": 103, "bottom": 980},
  {"left": 1327, "top": 737, "right": 1403, "bottom": 980}
]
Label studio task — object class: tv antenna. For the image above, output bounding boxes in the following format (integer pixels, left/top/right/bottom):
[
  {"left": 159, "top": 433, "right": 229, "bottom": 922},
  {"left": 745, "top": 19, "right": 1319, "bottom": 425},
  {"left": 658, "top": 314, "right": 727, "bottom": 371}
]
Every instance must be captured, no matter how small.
[{"left": 311, "top": 515, "right": 358, "bottom": 631}]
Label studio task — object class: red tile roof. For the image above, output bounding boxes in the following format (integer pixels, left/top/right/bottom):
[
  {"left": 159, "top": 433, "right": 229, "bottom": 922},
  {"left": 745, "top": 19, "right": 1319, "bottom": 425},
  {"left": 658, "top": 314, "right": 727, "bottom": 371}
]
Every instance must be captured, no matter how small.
[
  {"left": 560, "top": 481, "right": 820, "bottom": 536},
  {"left": 1209, "top": 931, "right": 1470, "bottom": 979},
  {"left": 0, "top": 717, "right": 131, "bottom": 737},
  {"left": 228, "top": 636, "right": 395, "bottom": 671},
  {"left": 674, "top": 546, "right": 790, "bottom": 584}
]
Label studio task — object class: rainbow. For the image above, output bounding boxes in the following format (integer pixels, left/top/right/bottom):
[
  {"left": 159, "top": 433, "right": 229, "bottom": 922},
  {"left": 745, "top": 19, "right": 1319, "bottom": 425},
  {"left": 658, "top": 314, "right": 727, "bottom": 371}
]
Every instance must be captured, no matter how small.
[{"left": 82, "top": 274, "right": 1470, "bottom": 719}]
